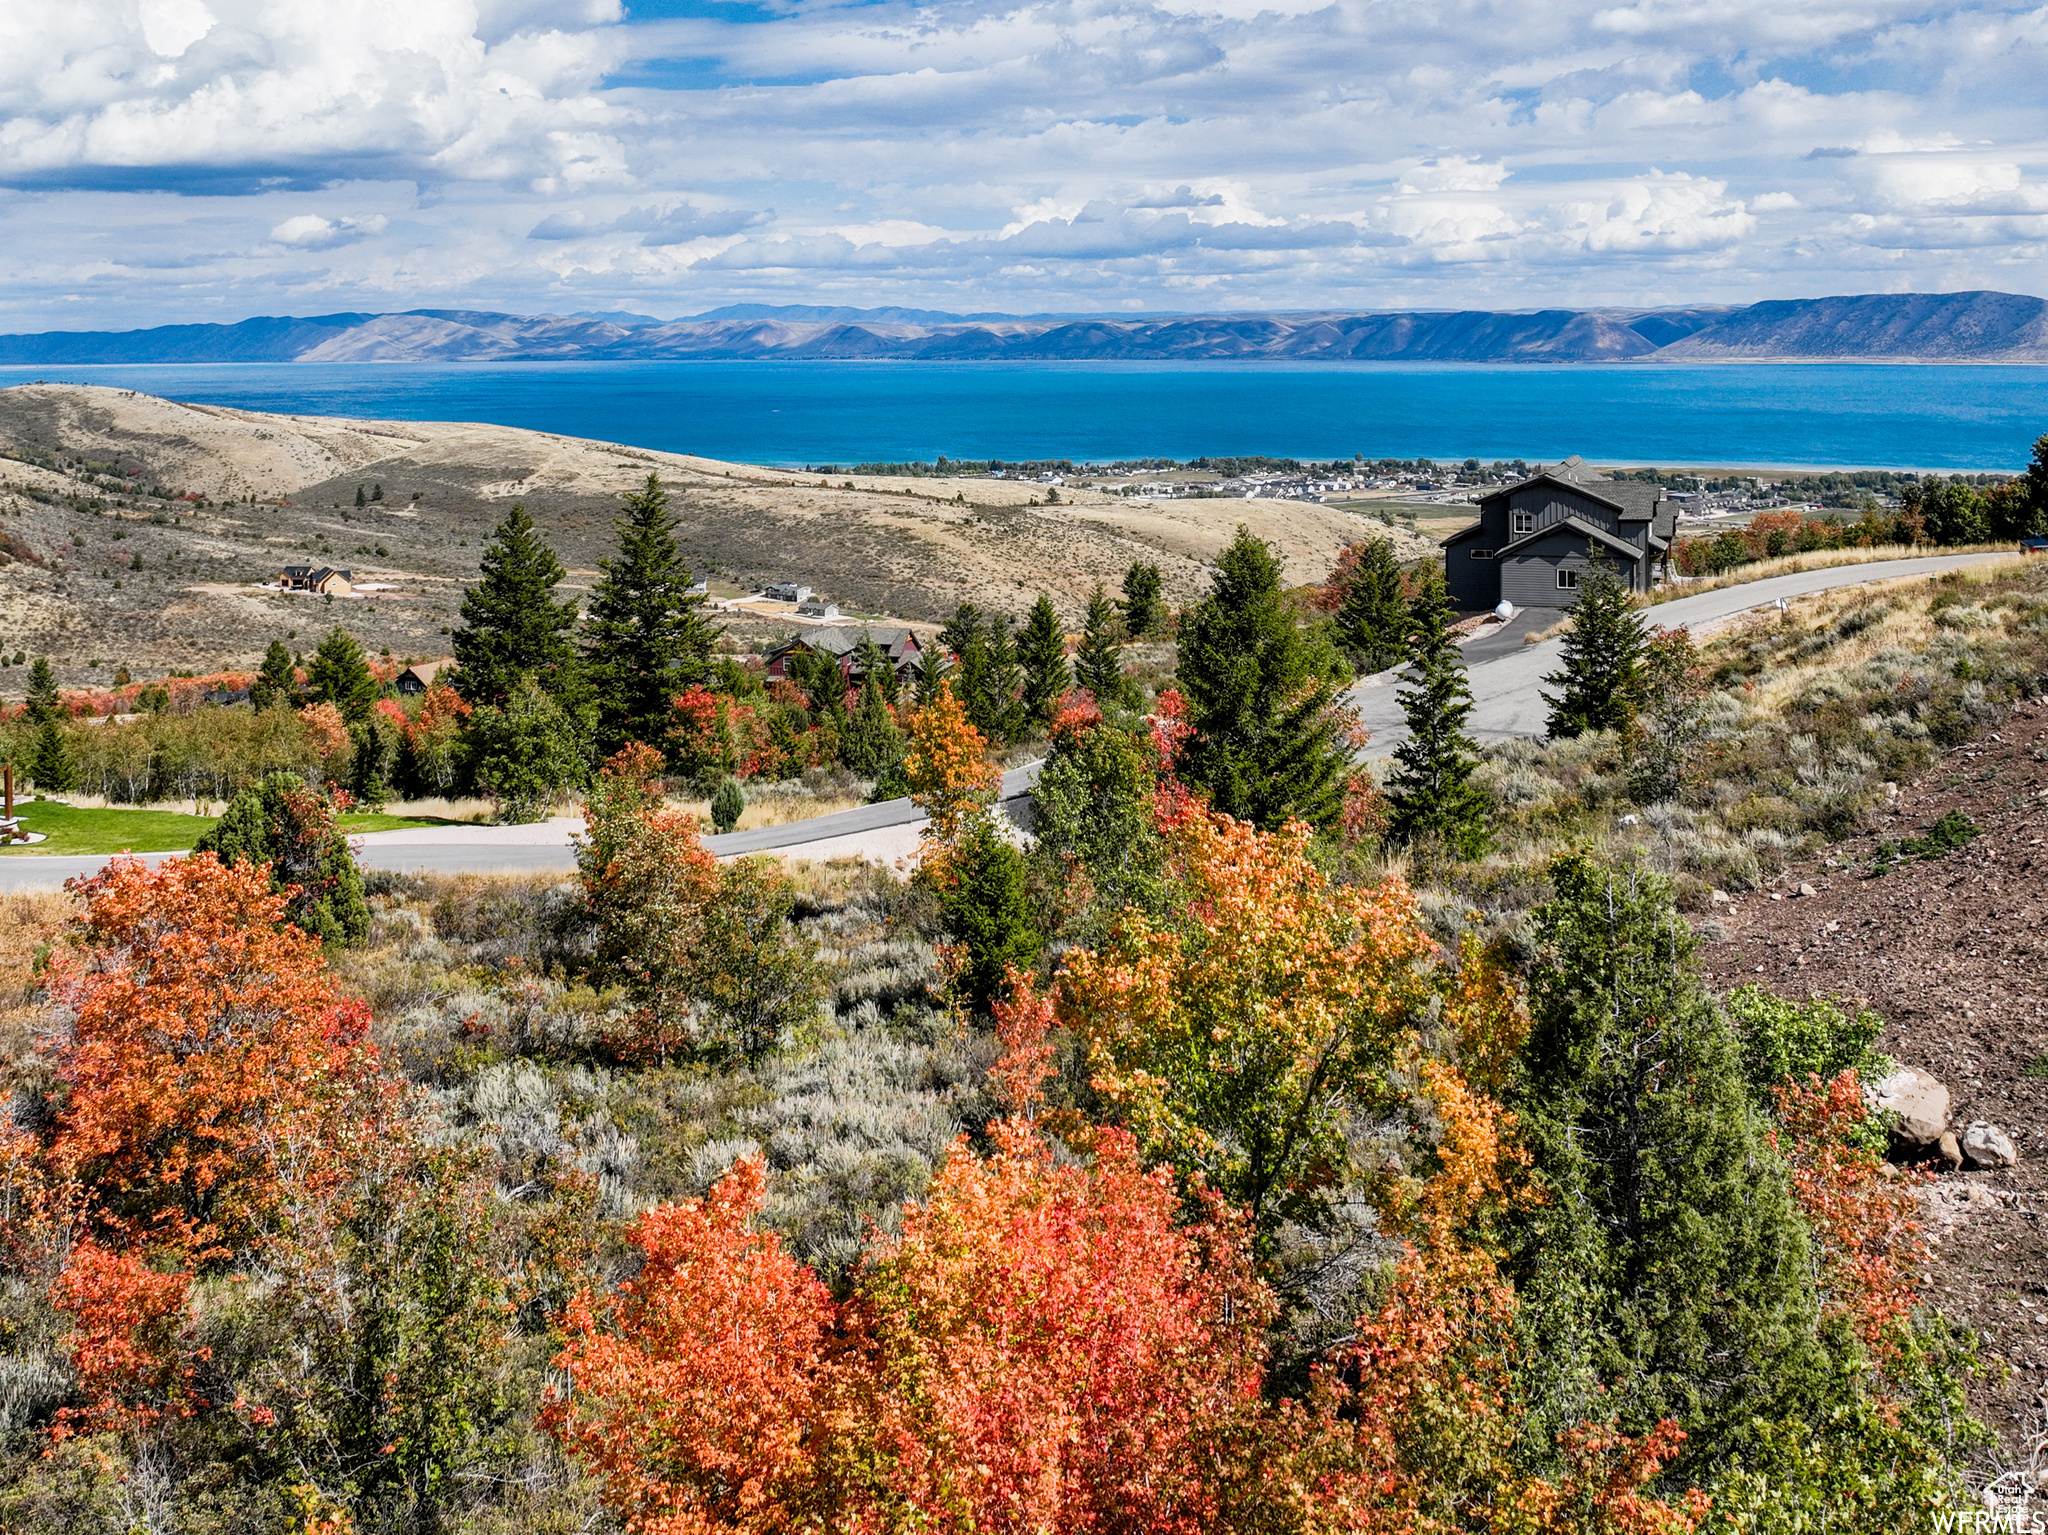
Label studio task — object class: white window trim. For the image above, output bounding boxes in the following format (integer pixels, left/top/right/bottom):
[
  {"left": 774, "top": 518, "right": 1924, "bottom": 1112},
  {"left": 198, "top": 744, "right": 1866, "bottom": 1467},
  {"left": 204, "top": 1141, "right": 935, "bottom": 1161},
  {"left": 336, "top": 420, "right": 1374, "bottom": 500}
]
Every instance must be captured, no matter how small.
[
  {"left": 1511, "top": 509, "right": 1536, "bottom": 534},
  {"left": 1470, "top": 548, "right": 1495, "bottom": 560},
  {"left": 1557, "top": 567, "right": 1580, "bottom": 590}
]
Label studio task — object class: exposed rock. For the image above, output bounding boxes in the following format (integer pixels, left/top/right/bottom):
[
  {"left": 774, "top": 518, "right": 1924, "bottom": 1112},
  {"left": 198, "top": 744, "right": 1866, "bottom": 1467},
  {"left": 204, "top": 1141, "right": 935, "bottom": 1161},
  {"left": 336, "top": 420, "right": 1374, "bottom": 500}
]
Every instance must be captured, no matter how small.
[
  {"left": 1797, "top": 882, "right": 1819, "bottom": 898},
  {"left": 1938, "top": 1130, "right": 1964, "bottom": 1170},
  {"left": 1963, "top": 1121, "right": 2019, "bottom": 1169},
  {"left": 1709, "top": 889, "right": 1732, "bottom": 905},
  {"left": 1868, "top": 1067, "right": 1952, "bottom": 1146}
]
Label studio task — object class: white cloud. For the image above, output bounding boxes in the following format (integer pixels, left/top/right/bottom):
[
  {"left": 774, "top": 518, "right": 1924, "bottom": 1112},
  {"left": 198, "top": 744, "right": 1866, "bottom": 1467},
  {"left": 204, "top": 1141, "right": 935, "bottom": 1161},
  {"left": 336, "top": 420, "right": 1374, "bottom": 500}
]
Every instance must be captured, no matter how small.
[{"left": 268, "top": 212, "right": 389, "bottom": 248}]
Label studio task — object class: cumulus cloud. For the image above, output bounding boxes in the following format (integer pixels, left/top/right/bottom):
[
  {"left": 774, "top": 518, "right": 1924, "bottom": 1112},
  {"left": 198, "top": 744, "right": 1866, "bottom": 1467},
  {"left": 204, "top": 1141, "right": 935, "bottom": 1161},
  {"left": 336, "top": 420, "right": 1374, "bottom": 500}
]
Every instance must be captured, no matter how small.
[{"left": 0, "top": 0, "right": 2042, "bottom": 324}]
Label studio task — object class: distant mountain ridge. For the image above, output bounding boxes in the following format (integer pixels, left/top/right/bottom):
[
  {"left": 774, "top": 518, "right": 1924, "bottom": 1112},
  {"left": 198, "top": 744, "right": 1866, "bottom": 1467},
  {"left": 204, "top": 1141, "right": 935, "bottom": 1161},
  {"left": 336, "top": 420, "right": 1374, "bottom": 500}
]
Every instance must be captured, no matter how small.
[{"left": 3, "top": 291, "right": 2044, "bottom": 365}]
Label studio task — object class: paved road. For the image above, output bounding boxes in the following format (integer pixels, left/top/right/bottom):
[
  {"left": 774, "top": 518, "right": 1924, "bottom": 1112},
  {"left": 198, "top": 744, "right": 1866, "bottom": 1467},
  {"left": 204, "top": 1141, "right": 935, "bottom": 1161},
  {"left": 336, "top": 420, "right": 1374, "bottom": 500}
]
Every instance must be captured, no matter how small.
[
  {"left": 0, "top": 555, "right": 2013, "bottom": 892},
  {"left": 0, "top": 762, "right": 1045, "bottom": 892},
  {"left": 1350, "top": 551, "right": 2015, "bottom": 759}
]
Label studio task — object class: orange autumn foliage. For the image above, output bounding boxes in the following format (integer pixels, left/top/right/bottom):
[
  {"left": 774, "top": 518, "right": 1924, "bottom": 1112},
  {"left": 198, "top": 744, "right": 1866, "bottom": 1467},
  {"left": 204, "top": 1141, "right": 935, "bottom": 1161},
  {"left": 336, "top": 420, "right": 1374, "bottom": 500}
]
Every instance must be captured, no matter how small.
[
  {"left": 547, "top": 1157, "right": 838, "bottom": 1535},
  {"left": 903, "top": 679, "right": 1000, "bottom": 850},
  {"left": 48, "top": 1238, "right": 197, "bottom": 1437}
]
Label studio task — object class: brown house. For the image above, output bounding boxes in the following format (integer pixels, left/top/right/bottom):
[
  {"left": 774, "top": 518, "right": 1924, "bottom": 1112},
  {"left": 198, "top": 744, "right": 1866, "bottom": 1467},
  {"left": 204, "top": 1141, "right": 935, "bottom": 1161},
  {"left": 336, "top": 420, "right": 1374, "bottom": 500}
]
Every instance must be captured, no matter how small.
[
  {"left": 394, "top": 658, "right": 455, "bottom": 695},
  {"left": 280, "top": 565, "right": 355, "bottom": 595}
]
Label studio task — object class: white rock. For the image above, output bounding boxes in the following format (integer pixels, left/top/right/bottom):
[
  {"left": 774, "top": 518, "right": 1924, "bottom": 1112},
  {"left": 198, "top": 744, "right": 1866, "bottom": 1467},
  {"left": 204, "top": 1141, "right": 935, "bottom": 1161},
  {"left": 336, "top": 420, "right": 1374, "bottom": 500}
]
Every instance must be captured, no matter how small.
[
  {"left": 1963, "top": 1121, "right": 2018, "bottom": 1169},
  {"left": 1797, "top": 882, "right": 1818, "bottom": 897},
  {"left": 1710, "top": 889, "right": 1732, "bottom": 905},
  {"left": 1619, "top": 814, "right": 1640, "bottom": 827},
  {"left": 1868, "top": 1068, "right": 1952, "bottom": 1146}
]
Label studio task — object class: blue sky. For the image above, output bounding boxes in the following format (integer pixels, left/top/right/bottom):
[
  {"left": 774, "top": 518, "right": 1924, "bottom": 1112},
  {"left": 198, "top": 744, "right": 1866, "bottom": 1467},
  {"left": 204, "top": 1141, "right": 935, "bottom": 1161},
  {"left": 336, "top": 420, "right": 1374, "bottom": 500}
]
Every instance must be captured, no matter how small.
[{"left": 0, "top": 0, "right": 2042, "bottom": 327}]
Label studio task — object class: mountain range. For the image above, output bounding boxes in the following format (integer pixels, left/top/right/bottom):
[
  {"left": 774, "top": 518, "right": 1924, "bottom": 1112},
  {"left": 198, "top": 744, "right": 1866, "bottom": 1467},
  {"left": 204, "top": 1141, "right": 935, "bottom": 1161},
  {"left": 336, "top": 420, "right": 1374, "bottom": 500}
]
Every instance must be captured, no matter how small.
[{"left": 2, "top": 290, "right": 2045, "bottom": 365}]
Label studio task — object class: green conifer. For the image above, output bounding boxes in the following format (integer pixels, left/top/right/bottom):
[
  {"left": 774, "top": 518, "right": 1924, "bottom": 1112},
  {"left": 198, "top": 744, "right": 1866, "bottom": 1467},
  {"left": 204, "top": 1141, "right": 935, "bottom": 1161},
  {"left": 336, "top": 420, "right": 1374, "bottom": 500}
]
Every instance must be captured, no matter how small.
[
  {"left": 709, "top": 777, "right": 746, "bottom": 834},
  {"left": 1383, "top": 572, "right": 1490, "bottom": 858},
  {"left": 1175, "top": 527, "right": 1348, "bottom": 830},
  {"left": 583, "top": 474, "right": 718, "bottom": 755},
  {"left": 1331, "top": 536, "right": 1409, "bottom": 674},
  {"left": 26, "top": 717, "right": 75, "bottom": 793},
  {"left": 841, "top": 675, "right": 904, "bottom": 779},
  {"left": 1119, "top": 561, "right": 1165, "bottom": 638},
  {"left": 1542, "top": 551, "right": 1647, "bottom": 740},
  {"left": 851, "top": 628, "right": 898, "bottom": 703},
  {"left": 940, "top": 812, "right": 1041, "bottom": 1013},
  {"left": 251, "top": 639, "right": 297, "bottom": 711},
  {"left": 309, "top": 627, "right": 378, "bottom": 725},
  {"left": 1073, "top": 585, "right": 1130, "bottom": 705},
  {"left": 354, "top": 485, "right": 367, "bottom": 509},
  {"left": 195, "top": 772, "right": 369, "bottom": 945},
  {"left": 1016, "top": 593, "right": 1070, "bottom": 730},
  {"left": 24, "top": 657, "right": 61, "bottom": 726},
  {"left": 453, "top": 503, "right": 581, "bottom": 706}
]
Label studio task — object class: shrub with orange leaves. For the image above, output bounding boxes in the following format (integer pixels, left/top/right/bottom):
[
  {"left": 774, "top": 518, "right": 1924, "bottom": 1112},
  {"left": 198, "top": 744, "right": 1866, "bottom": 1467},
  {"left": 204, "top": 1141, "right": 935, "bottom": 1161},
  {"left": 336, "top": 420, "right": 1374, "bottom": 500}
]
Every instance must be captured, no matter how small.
[
  {"left": 47, "top": 853, "right": 388, "bottom": 1260},
  {"left": 547, "top": 1157, "right": 837, "bottom": 1535},
  {"left": 903, "top": 680, "right": 1000, "bottom": 851},
  {"left": 48, "top": 1238, "right": 196, "bottom": 1439},
  {"left": 1055, "top": 803, "right": 1436, "bottom": 1237},
  {"left": 298, "top": 699, "right": 351, "bottom": 760}
]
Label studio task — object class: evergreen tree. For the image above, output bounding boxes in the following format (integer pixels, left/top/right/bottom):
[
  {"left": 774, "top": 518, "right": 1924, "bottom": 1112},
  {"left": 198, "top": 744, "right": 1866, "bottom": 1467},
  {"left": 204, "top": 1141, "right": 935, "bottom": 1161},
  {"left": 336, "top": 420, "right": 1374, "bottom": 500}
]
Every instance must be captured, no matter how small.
[
  {"left": 940, "top": 812, "right": 1041, "bottom": 1013},
  {"left": 354, "top": 485, "right": 367, "bottom": 509},
  {"left": 24, "top": 656, "right": 61, "bottom": 725},
  {"left": 914, "top": 646, "right": 952, "bottom": 709},
  {"left": 370, "top": 483, "right": 383, "bottom": 502},
  {"left": 709, "top": 777, "right": 745, "bottom": 834},
  {"left": 464, "top": 675, "right": 585, "bottom": 824},
  {"left": 453, "top": 503, "right": 582, "bottom": 707},
  {"left": 1072, "top": 585, "right": 1130, "bottom": 705},
  {"left": 1507, "top": 854, "right": 1829, "bottom": 1466},
  {"left": 1174, "top": 528, "right": 1348, "bottom": 830},
  {"left": 348, "top": 711, "right": 399, "bottom": 809},
  {"left": 251, "top": 639, "right": 298, "bottom": 712},
  {"left": 1331, "top": 536, "right": 1409, "bottom": 674},
  {"left": 852, "top": 629, "right": 898, "bottom": 703},
  {"left": 1383, "top": 572, "right": 1490, "bottom": 858},
  {"left": 309, "top": 627, "right": 378, "bottom": 725},
  {"left": 841, "top": 676, "right": 905, "bottom": 779},
  {"left": 955, "top": 612, "right": 1022, "bottom": 744},
  {"left": 786, "top": 646, "right": 848, "bottom": 726},
  {"left": 938, "top": 601, "right": 984, "bottom": 657},
  {"left": 1029, "top": 716, "right": 1165, "bottom": 940},
  {"left": 26, "top": 717, "right": 75, "bottom": 792},
  {"left": 2027, "top": 433, "right": 2048, "bottom": 527},
  {"left": 583, "top": 474, "right": 718, "bottom": 755},
  {"left": 1542, "top": 551, "right": 1647, "bottom": 740},
  {"left": 1016, "top": 593, "right": 1070, "bottom": 730},
  {"left": 195, "top": 772, "right": 369, "bottom": 945},
  {"left": 1120, "top": 561, "right": 1165, "bottom": 638}
]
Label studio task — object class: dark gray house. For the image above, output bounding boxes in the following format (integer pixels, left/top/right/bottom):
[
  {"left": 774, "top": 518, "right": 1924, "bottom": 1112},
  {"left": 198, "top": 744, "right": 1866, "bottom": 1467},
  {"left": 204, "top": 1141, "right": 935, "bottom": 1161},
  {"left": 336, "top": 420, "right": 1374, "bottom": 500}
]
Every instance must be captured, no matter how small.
[{"left": 1442, "top": 456, "right": 1673, "bottom": 610}]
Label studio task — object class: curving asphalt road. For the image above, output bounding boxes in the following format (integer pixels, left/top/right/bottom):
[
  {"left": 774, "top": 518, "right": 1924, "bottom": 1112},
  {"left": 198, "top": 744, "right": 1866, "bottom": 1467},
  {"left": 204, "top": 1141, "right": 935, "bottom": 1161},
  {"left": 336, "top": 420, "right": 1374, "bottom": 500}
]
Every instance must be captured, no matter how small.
[
  {"left": 0, "top": 552, "right": 2016, "bottom": 894},
  {"left": 1349, "top": 550, "right": 2016, "bottom": 759}
]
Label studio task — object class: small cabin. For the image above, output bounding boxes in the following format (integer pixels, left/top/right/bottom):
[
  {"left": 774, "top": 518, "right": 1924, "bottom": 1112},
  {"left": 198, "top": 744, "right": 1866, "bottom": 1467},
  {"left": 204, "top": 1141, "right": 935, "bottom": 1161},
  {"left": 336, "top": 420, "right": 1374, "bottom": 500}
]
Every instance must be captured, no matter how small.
[{"left": 394, "top": 658, "right": 454, "bottom": 695}]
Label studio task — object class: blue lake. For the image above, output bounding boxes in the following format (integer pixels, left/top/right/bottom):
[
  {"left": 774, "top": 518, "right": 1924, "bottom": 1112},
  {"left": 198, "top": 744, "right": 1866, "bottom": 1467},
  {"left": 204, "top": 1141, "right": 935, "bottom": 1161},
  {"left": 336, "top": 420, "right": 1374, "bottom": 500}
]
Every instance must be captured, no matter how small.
[{"left": 1, "top": 359, "right": 2042, "bottom": 471}]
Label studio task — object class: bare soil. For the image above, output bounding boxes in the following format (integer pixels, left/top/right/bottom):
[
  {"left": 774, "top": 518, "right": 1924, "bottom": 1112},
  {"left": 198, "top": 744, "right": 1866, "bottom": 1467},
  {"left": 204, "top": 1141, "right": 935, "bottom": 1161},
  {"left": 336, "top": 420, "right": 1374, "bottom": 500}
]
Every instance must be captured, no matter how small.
[{"left": 1699, "top": 704, "right": 2048, "bottom": 1458}]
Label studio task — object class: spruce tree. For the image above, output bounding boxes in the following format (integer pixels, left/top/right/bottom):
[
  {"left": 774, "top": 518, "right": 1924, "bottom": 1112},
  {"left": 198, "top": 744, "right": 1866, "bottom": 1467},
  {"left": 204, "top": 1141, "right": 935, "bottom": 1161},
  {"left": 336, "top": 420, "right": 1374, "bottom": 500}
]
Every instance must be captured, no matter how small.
[
  {"left": 309, "top": 627, "right": 378, "bottom": 725},
  {"left": 24, "top": 657, "right": 60, "bottom": 726},
  {"left": 354, "top": 485, "right": 367, "bottom": 509},
  {"left": 196, "top": 772, "right": 369, "bottom": 945},
  {"left": 1332, "top": 536, "right": 1409, "bottom": 674},
  {"left": 1542, "top": 551, "right": 1647, "bottom": 740},
  {"left": 251, "top": 639, "right": 298, "bottom": 712},
  {"left": 453, "top": 503, "right": 581, "bottom": 706},
  {"left": 1073, "top": 585, "right": 1130, "bottom": 705},
  {"left": 583, "top": 474, "right": 718, "bottom": 755},
  {"left": 26, "top": 717, "right": 75, "bottom": 793},
  {"left": 841, "top": 675, "right": 904, "bottom": 778},
  {"left": 1175, "top": 528, "right": 1348, "bottom": 830},
  {"left": 1383, "top": 572, "right": 1490, "bottom": 858},
  {"left": 1507, "top": 854, "right": 1829, "bottom": 1466},
  {"left": 1120, "top": 561, "right": 1164, "bottom": 638},
  {"left": 852, "top": 629, "right": 898, "bottom": 703},
  {"left": 1016, "top": 593, "right": 1070, "bottom": 730},
  {"left": 940, "top": 812, "right": 1042, "bottom": 1013},
  {"left": 938, "top": 601, "right": 983, "bottom": 657},
  {"left": 954, "top": 612, "right": 1021, "bottom": 745}
]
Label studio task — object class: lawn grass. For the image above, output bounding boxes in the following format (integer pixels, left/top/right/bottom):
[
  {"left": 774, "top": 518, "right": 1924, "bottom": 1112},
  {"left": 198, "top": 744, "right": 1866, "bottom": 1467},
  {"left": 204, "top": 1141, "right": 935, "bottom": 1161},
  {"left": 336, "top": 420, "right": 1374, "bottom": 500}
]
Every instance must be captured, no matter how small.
[{"left": 0, "top": 800, "right": 445, "bottom": 856}]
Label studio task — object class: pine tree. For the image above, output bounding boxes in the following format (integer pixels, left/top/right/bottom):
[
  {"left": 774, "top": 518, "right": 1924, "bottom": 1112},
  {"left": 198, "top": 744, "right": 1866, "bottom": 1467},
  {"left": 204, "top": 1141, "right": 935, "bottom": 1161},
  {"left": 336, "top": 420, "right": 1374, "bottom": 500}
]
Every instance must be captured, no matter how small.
[
  {"left": 940, "top": 812, "right": 1041, "bottom": 1013},
  {"left": 1016, "top": 593, "right": 1070, "bottom": 730},
  {"left": 25, "top": 657, "right": 62, "bottom": 725},
  {"left": 583, "top": 474, "right": 718, "bottom": 755},
  {"left": 251, "top": 639, "right": 297, "bottom": 712},
  {"left": 1542, "top": 551, "right": 1648, "bottom": 740},
  {"left": 841, "top": 676, "right": 904, "bottom": 778},
  {"left": 1384, "top": 572, "right": 1490, "bottom": 858},
  {"left": 1073, "top": 585, "right": 1130, "bottom": 705},
  {"left": 453, "top": 503, "right": 582, "bottom": 706},
  {"left": 955, "top": 612, "right": 1021, "bottom": 745},
  {"left": 370, "top": 483, "right": 384, "bottom": 502},
  {"left": 914, "top": 646, "right": 952, "bottom": 708},
  {"left": 354, "top": 485, "right": 367, "bottom": 509},
  {"left": 309, "top": 627, "right": 378, "bottom": 725},
  {"left": 26, "top": 717, "right": 75, "bottom": 792},
  {"left": 852, "top": 629, "right": 898, "bottom": 703},
  {"left": 1120, "top": 561, "right": 1164, "bottom": 638},
  {"left": 1174, "top": 528, "right": 1348, "bottom": 830},
  {"left": 1507, "top": 854, "right": 1830, "bottom": 1464},
  {"left": 1332, "top": 536, "right": 1409, "bottom": 674},
  {"left": 938, "top": 601, "right": 983, "bottom": 657},
  {"left": 709, "top": 777, "right": 745, "bottom": 834},
  {"left": 195, "top": 772, "right": 369, "bottom": 945}
]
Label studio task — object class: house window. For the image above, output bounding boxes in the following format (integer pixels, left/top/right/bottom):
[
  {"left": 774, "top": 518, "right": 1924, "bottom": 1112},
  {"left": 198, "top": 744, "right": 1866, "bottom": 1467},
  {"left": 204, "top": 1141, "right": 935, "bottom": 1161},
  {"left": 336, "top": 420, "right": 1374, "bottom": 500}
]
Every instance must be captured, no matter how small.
[
  {"left": 1469, "top": 548, "right": 1495, "bottom": 560},
  {"left": 1511, "top": 509, "right": 1536, "bottom": 535},
  {"left": 1557, "top": 567, "right": 1580, "bottom": 590}
]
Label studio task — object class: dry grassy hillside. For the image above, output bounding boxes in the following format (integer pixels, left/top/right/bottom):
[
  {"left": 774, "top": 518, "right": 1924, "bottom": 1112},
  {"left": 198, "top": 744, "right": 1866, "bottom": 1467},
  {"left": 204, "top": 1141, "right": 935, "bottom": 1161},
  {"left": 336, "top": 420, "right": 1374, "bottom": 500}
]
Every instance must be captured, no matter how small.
[{"left": 0, "top": 384, "right": 1432, "bottom": 686}]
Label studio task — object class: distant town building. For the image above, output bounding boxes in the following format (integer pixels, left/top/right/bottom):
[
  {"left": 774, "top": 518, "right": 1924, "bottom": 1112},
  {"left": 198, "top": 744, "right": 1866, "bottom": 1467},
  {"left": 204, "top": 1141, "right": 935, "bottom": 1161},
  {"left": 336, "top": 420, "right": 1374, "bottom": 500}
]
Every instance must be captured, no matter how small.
[
  {"left": 795, "top": 598, "right": 840, "bottom": 619},
  {"left": 762, "top": 581, "right": 812, "bottom": 603},
  {"left": 1442, "top": 456, "right": 1672, "bottom": 610},
  {"left": 765, "top": 626, "right": 923, "bottom": 685},
  {"left": 394, "top": 658, "right": 454, "bottom": 695},
  {"left": 279, "top": 565, "right": 355, "bottom": 595}
]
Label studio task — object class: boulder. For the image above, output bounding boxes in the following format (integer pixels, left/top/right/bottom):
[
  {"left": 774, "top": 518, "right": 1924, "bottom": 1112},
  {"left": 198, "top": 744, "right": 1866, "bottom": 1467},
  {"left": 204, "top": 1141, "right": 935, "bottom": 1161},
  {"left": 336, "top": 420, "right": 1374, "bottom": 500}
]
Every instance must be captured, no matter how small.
[
  {"left": 1868, "top": 1068, "right": 1951, "bottom": 1146},
  {"left": 1963, "top": 1121, "right": 2018, "bottom": 1169},
  {"left": 1937, "top": 1130, "right": 1963, "bottom": 1170}
]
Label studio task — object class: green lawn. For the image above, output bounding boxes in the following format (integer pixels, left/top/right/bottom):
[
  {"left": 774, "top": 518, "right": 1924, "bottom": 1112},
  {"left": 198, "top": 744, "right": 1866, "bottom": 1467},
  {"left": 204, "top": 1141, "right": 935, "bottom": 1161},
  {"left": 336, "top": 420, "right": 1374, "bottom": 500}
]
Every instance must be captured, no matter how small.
[{"left": 0, "top": 800, "right": 447, "bottom": 856}]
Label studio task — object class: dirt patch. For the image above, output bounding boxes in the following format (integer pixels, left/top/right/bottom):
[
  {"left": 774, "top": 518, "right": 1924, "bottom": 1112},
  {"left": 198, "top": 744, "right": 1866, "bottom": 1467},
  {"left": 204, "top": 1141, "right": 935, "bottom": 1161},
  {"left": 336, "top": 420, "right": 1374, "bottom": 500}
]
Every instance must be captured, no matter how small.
[{"left": 1698, "top": 704, "right": 2048, "bottom": 1456}]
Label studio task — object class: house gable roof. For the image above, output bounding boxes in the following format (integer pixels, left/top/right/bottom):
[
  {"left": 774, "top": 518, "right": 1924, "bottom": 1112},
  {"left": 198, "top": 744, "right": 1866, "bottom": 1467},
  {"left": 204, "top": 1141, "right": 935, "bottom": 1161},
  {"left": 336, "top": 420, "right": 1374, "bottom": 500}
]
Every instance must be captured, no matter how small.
[
  {"left": 767, "top": 625, "right": 921, "bottom": 661},
  {"left": 1478, "top": 468, "right": 1665, "bottom": 521},
  {"left": 1496, "top": 514, "right": 1644, "bottom": 562}
]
